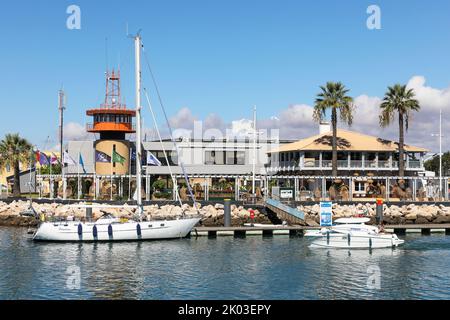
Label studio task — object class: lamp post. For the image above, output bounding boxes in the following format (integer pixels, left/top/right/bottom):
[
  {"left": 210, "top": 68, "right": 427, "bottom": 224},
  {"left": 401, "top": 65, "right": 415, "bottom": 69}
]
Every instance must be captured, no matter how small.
[{"left": 431, "top": 106, "right": 443, "bottom": 200}]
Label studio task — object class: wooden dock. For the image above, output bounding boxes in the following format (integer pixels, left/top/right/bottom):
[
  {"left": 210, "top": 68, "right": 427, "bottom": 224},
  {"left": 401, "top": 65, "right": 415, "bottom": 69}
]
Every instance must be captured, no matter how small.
[{"left": 190, "top": 224, "right": 450, "bottom": 237}]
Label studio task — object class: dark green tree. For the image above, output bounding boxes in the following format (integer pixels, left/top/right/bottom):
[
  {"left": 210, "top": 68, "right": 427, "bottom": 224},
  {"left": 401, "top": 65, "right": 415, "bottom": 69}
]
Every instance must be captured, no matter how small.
[
  {"left": 0, "top": 134, "right": 33, "bottom": 196},
  {"left": 313, "top": 82, "right": 354, "bottom": 177}
]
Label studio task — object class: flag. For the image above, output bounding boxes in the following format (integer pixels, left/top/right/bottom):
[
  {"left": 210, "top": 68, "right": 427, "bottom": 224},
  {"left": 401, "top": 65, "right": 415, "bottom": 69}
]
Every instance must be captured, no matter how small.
[
  {"left": 79, "top": 153, "right": 87, "bottom": 174},
  {"left": 147, "top": 151, "right": 162, "bottom": 166},
  {"left": 50, "top": 153, "right": 59, "bottom": 165},
  {"left": 38, "top": 152, "right": 49, "bottom": 166},
  {"left": 35, "top": 151, "right": 40, "bottom": 164},
  {"left": 112, "top": 150, "right": 126, "bottom": 165},
  {"left": 130, "top": 150, "right": 136, "bottom": 161},
  {"left": 95, "top": 150, "right": 111, "bottom": 163},
  {"left": 63, "top": 151, "right": 77, "bottom": 165}
]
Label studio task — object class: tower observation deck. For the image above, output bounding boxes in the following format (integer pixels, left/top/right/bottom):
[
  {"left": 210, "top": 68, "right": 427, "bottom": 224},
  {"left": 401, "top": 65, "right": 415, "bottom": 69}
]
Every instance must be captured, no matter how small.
[{"left": 86, "top": 70, "right": 136, "bottom": 140}]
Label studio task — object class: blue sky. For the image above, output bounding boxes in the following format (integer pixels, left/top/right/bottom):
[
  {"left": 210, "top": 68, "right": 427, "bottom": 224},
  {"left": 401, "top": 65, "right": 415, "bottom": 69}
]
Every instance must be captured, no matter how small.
[{"left": 0, "top": 0, "right": 449, "bottom": 150}]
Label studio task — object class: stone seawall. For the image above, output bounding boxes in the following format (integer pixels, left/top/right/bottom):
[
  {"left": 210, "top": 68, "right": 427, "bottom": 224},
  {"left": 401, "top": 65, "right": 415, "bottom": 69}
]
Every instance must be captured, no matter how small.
[
  {"left": 2, "top": 201, "right": 450, "bottom": 228},
  {"left": 0, "top": 201, "right": 270, "bottom": 227},
  {"left": 299, "top": 203, "right": 450, "bottom": 226}
]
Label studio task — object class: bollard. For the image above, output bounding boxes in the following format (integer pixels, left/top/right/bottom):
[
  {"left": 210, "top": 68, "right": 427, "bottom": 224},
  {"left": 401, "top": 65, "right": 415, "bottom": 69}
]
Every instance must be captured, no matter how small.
[
  {"left": 376, "top": 198, "right": 383, "bottom": 225},
  {"left": 86, "top": 207, "right": 93, "bottom": 222},
  {"left": 224, "top": 199, "right": 231, "bottom": 227},
  {"left": 249, "top": 209, "right": 255, "bottom": 227}
]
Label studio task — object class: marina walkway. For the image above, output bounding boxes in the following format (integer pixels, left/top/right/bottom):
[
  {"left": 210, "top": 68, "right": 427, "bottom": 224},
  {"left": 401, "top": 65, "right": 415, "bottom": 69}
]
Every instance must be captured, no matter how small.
[{"left": 191, "top": 224, "right": 450, "bottom": 237}]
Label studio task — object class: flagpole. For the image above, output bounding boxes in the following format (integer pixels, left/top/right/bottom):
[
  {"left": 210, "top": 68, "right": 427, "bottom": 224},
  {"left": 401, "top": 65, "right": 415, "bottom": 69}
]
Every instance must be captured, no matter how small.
[
  {"left": 62, "top": 152, "right": 66, "bottom": 200},
  {"left": 77, "top": 152, "right": 80, "bottom": 200},
  {"left": 93, "top": 155, "right": 97, "bottom": 201},
  {"left": 129, "top": 147, "right": 132, "bottom": 201},
  {"left": 111, "top": 146, "right": 113, "bottom": 201},
  {"left": 49, "top": 153, "right": 53, "bottom": 199},
  {"left": 62, "top": 151, "right": 65, "bottom": 200},
  {"left": 38, "top": 164, "right": 41, "bottom": 199},
  {"left": 28, "top": 149, "right": 33, "bottom": 201}
]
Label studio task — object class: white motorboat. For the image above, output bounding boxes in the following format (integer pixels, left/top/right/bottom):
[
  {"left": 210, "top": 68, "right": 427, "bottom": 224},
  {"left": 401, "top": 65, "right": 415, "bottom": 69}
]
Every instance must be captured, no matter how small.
[
  {"left": 33, "top": 214, "right": 200, "bottom": 242},
  {"left": 33, "top": 34, "right": 201, "bottom": 242},
  {"left": 304, "top": 217, "right": 404, "bottom": 249}
]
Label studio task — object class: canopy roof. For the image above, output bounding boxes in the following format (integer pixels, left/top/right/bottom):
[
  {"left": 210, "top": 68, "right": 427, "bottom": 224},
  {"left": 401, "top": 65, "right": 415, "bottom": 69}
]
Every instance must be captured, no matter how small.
[{"left": 269, "top": 129, "right": 428, "bottom": 153}]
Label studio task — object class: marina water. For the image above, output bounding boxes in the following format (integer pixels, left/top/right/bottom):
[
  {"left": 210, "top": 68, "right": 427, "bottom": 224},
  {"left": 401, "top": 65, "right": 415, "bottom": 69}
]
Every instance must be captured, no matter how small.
[{"left": 1, "top": 227, "right": 449, "bottom": 300}]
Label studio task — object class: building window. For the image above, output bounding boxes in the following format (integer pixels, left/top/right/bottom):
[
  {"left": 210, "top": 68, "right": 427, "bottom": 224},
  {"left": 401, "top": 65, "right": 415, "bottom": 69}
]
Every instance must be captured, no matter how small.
[
  {"left": 204, "top": 150, "right": 245, "bottom": 165},
  {"left": 236, "top": 151, "right": 245, "bottom": 165},
  {"left": 355, "top": 182, "right": 365, "bottom": 192},
  {"left": 226, "top": 151, "right": 235, "bottom": 165},
  {"left": 205, "top": 151, "right": 215, "bottom": 165},
  {"left": 215, "top": 151, "right": 224, "bottom": 165}
]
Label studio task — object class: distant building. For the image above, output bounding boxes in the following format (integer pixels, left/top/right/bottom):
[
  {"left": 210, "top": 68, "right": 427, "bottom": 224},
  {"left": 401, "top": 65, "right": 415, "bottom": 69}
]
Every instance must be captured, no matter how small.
[{"left": 267, "top": 125, "right": 428, "bottom": 176}]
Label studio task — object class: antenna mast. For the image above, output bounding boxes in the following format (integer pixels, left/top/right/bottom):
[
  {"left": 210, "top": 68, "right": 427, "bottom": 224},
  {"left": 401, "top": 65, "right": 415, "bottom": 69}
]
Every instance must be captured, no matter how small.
[{"left": 58, "top": 90, "right": 66, "bottom": 165}]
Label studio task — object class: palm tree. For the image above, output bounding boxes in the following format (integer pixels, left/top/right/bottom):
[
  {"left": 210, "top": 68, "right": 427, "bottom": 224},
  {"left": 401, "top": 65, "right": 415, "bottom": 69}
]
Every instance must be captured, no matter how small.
[
  {"left": 313, "top": 82, "right": 354, "bottom": 176},
  {"left": 379, "top": 84, "right": 420, "bottom": 177},
  {"left": 0, "top": 134, "right": 33, "bottom": 197}
]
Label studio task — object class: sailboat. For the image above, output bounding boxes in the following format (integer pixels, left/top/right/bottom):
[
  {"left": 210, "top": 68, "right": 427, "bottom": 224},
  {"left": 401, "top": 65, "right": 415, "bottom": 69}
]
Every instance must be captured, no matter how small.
[{"left": 33, "top": 35, "right": 201, "bottom": 241}]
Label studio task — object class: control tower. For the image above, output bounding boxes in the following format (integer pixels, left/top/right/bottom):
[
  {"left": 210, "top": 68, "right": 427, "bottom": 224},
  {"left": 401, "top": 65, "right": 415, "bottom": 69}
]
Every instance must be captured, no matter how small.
[{"left": 86, "top": 70, "right": 135, "bottom": 175}]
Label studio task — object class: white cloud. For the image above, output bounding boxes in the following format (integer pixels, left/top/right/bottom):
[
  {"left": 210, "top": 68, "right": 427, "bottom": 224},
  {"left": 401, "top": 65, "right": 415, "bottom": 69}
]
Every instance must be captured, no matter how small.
[
  {"left": 64, "top": 122, "right": 94, "bottom": 141},
  {"left": 229, "top": 119, "right": 254, "bottom": 137},
  {"left": 169, "top": 107, "right": 197, "bottom": 129},
  {"left": 204, "top": 113, "right": 225, "bottom": 131},
  {"left": 345, "top": 76, "right": 450, "bottom": 153},
  {"left": 407, "top": 76, "right": 450, "bottom": 111},
  {"left": 57, "top": 76, "right": 450, "bottom": 154}
]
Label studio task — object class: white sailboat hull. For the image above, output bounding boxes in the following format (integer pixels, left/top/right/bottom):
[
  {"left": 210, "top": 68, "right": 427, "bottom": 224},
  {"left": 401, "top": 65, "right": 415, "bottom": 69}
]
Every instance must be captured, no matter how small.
[{"left": 33, "top": 217, "right": 201, "bottom": 242}]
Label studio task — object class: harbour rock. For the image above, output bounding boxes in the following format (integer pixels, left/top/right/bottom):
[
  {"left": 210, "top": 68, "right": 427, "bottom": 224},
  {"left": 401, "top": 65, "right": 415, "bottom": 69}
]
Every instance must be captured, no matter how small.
[
  {"left": 404, "top": 213, "right": 417, "bottom": 220},
  {"left": 433, "top": 215, "right": 450, "bottom": 224}
]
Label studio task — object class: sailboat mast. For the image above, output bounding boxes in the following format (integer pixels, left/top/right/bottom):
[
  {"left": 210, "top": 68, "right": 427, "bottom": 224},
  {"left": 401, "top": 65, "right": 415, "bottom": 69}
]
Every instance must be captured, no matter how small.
[{"left": 135, "top": 35, "right": 143, "bottom": 208}]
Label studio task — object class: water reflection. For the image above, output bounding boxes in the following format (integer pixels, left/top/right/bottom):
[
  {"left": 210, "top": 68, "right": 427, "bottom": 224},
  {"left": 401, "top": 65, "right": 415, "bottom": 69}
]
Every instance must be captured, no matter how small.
[{"left": 1, "top": 228, "right": 450, "bottom": 299}]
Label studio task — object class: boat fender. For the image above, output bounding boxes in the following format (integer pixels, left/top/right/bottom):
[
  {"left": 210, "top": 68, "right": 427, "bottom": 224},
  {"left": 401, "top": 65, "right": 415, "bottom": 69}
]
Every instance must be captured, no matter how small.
[
  {"left": 108, "top": 224, "right": 113, "bottom": 237},
  {"left": 77, "top": 224, "right": 83, "bottom": 236},
  {"left": 137, "top": 224, "right": 142, "bottom": 237},
  {"left": 93, "top": 225, "right": 98, "bottom": 239},
  {"left": 347, "top": 234, "right": 351, "bottom": 246}
]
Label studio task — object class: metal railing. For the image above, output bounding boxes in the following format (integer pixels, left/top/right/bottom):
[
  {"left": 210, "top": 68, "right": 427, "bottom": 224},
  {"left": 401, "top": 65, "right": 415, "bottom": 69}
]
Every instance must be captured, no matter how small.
[{"left": 273, "top": 159, "right": 423, "bottom": 170}]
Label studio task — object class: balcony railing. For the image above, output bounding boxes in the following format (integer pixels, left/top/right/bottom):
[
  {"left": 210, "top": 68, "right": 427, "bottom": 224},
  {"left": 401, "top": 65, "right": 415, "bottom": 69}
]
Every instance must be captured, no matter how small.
[
  {"left": 350, "top": 160, "right": 363, "bottom": 168},
  {"left": 272, "top": 159, "right": 423, "bottom": 171},
  {"left": 408, "top": 160, "right": 421, "bottom": 168}
]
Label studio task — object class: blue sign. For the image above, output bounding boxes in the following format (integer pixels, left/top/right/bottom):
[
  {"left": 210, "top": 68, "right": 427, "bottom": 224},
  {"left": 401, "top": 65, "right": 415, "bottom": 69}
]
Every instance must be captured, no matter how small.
[{"left": 320, "top": 201, "right": 333, "bottom": 227}]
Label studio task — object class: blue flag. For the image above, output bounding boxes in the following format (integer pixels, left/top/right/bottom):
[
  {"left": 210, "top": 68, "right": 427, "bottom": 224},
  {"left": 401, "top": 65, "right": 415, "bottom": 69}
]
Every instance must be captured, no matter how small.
[
  {"left": 95, "top": 150, "right": 111, "bottom": 163},
  {"left": 79, "top": 153, "right": 87, "bottom": 174},
  {"left": 39, "top": 152, "right": 49, "bottom": 166}
]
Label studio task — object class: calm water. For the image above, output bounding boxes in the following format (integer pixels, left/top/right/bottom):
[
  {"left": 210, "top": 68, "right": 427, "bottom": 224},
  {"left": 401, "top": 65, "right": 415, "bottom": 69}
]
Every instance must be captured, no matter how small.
[{"left": 1, "top": 227, "right": 450, "bottom": 300}]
